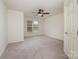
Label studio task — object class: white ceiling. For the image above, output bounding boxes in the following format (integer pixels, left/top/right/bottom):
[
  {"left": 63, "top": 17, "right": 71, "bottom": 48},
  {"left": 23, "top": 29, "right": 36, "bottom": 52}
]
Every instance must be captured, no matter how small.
[{"left": 4, "top": 0, "right": 64, "bottom": 17}]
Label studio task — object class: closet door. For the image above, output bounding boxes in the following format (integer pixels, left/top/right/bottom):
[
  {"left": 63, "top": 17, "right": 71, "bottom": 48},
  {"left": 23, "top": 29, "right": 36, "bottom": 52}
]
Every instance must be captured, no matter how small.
[
  {"left": 64, "top": 0, "right": 78, "bottom": 59},
  {"left": 8, "top": 10, "right": 24, "bottom": 43}
]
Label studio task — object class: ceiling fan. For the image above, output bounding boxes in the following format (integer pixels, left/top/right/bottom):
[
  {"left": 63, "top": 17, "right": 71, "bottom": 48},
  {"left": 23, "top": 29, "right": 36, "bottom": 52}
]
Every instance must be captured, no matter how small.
[{"left": 32, "top": 9, "right": 50, "bottom": 17}]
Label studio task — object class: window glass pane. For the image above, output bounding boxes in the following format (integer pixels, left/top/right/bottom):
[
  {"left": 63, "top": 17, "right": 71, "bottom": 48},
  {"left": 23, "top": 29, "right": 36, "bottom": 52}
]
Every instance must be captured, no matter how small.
[
  {"left": 27, "top": 27, "right": 32, "bottom": 32},
  {"left": 33, "top": 27, "right": 39, "bottom": 30},
  {"left": 27, "top": 20, "right": 32, "bottom": 23},
  {"left": 33, "top": 21, "right": 38, "bottom": 25},
  {"left": 27, "top": 20, "right": 32, "bottom": 32},
  {"left": 27, "top": 24, "right": 32, "bottom": 26}
]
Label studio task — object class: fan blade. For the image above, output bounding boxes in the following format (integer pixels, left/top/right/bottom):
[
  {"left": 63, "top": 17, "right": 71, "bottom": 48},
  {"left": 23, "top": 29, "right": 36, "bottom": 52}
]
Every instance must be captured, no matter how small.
[
  {"left": 43, "top": 12, "right": 49, "bottom": 14},
  {"left": 39, "top": 9, "right": 41, "bottom": 12},
  {"left": 41, "top": 14, "right": 44, "bottom": 17},
  {"left": 41, "top": 9, "right": 44, "bottom": 12}
]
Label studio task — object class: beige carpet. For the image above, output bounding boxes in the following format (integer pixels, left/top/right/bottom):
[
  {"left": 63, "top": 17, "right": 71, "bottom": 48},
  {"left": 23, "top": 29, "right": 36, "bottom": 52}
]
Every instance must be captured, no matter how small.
[{"left": 1, "top": 36, "right": 68, "bottom": 59}]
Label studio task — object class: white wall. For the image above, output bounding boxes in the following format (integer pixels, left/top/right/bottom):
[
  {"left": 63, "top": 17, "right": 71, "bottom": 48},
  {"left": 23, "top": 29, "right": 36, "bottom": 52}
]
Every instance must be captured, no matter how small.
[
  {"left": 24, "top": 17, "right": 44, "bottom": 37},
  {"left": 44, "top": 13, "right": 64, "bottom": 40},
  {"left": 0, "top": 0, "right": 8, "bottom": 56},
  {"left": 8, "top": 10, "right": 24, "bottom": 43}
]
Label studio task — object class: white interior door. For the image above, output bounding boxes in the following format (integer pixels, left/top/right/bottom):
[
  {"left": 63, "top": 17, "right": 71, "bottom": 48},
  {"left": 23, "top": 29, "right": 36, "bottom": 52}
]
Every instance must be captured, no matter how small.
[
  {"left": 64, "top": 0, "right": 78, "bottom": 59},
  {"left": 8, "top": 10, "right": 24, "bottom": 43}
]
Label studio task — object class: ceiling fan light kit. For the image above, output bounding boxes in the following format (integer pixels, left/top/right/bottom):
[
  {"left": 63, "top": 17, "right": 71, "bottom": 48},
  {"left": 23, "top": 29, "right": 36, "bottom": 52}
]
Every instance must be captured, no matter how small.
[
  {"left": 38, "top": 14, "right": 42, "bottom": 16},
  {"left": 32, "top": 9, "right": 50, "bottom": 17}
]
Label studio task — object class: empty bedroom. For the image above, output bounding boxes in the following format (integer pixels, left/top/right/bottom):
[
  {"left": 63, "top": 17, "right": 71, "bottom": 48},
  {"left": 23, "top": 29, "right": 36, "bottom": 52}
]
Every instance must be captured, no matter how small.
[{"left": 0, "top": 0, "right": 78, "bottom": 59}]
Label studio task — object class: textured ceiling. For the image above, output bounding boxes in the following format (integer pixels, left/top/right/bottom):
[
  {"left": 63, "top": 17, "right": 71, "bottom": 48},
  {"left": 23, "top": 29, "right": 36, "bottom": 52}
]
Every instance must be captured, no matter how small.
[{"left": 4, "top": 0, "right": 64, "bottom": 17}]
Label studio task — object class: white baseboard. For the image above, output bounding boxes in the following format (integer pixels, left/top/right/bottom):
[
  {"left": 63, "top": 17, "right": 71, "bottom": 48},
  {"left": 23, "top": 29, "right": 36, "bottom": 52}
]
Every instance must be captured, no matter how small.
[
  {"left": 24, "top": 34, "right": 44, "bottom": 38},
  {"left": 44, "top": 34, "right": 63, "bottom": 41},
  {"left": 8, "top": 40, "right": 24, "bottom": 44}
]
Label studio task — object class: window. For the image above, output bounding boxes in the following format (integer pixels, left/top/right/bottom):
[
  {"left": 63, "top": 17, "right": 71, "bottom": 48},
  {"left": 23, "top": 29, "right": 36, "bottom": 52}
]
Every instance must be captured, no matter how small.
[{"left": 27, "top": 20, "right": 39, "bottom": 32}]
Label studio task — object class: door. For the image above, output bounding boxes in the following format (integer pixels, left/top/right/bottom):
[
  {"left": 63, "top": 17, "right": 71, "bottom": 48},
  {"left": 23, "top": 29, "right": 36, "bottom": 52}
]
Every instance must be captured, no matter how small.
[
  {"left": 8, "top": 10, "right": 24, "bottom": 43},
  {"left": 64, "top": 0, "right": 78, "bottom": 59}
]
